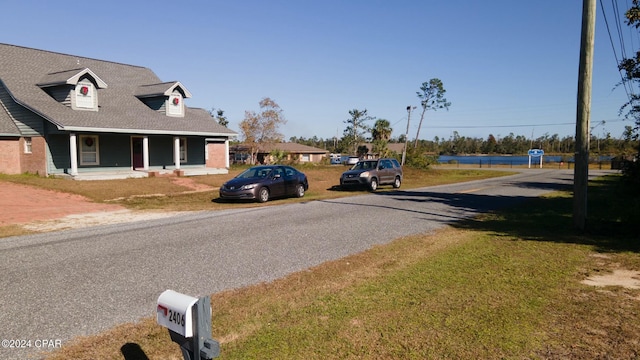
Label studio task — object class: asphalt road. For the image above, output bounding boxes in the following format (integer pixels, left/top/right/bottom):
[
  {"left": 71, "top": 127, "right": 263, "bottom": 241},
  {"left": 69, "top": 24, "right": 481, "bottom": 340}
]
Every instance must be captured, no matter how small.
[{"left": 0, "top": 169, "right": 614, "bottom": 359}]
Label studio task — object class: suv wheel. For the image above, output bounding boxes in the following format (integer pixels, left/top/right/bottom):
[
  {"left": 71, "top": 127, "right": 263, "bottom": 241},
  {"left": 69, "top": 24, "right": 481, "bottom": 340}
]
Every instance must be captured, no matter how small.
[
  {"left": 369, "top": 178, "right": 378, "bottom": 192},
  {"left": 257, "top": 187, "right": 270, "bottom": 203},
  {"left": 393, "top": 176, "right": 401, "bottom": 188}
]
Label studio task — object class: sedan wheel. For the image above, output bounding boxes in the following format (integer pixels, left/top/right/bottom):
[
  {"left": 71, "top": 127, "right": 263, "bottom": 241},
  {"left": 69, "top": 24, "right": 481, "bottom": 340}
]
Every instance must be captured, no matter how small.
[
  {"left": 257, "top": 187, "right": 270, "bottom": 203},
  {"left": 295, "top": 184, "right": 305, "bottom": 198},
  {"left": 369, "top": 178, "right": 378, "bottom": 192},
  {"left": 393, "top": 176, "right": 401, "bottom": 188}
]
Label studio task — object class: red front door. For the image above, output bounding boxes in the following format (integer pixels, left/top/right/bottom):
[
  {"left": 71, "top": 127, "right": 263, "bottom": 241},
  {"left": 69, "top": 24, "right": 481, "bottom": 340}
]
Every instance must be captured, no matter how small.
[{"left": 132, "top": 138, "right": 144, "bottom": 169}]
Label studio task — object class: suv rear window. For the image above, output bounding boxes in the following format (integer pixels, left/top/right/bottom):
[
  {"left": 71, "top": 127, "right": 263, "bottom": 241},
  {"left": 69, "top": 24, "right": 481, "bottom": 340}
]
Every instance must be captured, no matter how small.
[{"left": 379, "top": 159, "right": 393, "bottom": 169}]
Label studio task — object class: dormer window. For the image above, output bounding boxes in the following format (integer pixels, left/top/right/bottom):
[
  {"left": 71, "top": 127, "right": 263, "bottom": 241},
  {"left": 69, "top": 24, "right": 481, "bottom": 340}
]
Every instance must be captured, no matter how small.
[
  {"left": 168, "top": 93, "right": 183, "bottom": 117},
  {"left": 75, "top": 81, "right": 95, "bottom": 109},
  {"left": 37, "top": 68, "right": 107, "bottom": 112},
  {"left": 135, "top": 81, "right": 192, "bottom": 118}
]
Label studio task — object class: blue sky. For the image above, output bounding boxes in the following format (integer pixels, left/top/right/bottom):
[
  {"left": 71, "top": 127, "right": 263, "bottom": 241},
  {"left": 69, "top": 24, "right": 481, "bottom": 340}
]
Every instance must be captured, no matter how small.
[{"left": 2, "top": 1, "right": 636, "bottom": 142}]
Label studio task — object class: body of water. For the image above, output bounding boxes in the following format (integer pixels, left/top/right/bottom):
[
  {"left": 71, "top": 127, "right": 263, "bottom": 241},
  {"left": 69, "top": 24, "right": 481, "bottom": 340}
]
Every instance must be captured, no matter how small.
[{"left": 437, "top": 155, "right": 613, "bottom": 166}]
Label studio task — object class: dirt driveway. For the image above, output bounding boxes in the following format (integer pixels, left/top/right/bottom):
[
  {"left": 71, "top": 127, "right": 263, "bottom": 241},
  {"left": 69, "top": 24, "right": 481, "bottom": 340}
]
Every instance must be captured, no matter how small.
[
  {"left": 0, "top": 178, "right": 211, "bottom": 231},
  {"left": 0, "top": 182, "right": 126, "bottom": 227}
]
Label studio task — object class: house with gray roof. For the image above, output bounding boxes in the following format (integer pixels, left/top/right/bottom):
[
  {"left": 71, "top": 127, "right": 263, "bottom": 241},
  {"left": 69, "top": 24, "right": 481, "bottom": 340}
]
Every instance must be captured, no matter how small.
[
  {"left": 230, "top": 142, "right": 329, "bottom": 164},
  {"left": 0, "top": 43, "right": 236, "bottom": 178}
]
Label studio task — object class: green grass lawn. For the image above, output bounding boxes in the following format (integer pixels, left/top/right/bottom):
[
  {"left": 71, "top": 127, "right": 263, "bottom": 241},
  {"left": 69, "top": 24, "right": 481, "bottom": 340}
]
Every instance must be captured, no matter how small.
[{"left": 41, "top": 173, "right": 640, "bottom": 359}]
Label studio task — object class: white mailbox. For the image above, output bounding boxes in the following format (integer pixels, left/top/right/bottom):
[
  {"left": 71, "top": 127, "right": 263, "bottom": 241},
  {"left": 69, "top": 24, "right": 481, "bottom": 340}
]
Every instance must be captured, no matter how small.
[{"left": 157, "top": 290, "right": 199, "bottom": 337}]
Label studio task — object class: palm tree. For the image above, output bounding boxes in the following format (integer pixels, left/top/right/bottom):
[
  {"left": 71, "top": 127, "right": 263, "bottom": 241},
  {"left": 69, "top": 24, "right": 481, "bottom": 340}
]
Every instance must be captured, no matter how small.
[{"left": 372, "top": 119, "right": 392, "bottom": 157}]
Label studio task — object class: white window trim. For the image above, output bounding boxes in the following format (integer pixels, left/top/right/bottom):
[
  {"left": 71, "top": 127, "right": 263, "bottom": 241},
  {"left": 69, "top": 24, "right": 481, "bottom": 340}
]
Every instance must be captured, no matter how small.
[
  {"left": 179, "top": 137, "right": 187, "bottom": 163},
  {"left": 24, "top": 137, "right": 32, "bottom": 154},
  {"left": 168, "top": 94, "right": 184, "bottom": 117},
  {"left": 75, "top": 82, "right": 95, "bottom": 109},
  {"left": 79, "top": 135, "right": 100, "bottom": 165}
]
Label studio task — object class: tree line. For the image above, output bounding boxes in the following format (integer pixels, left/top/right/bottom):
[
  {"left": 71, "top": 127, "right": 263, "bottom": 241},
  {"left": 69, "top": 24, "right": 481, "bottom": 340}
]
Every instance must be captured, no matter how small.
[
  {"left": 214, "top": 67, "right": 638, "bottom": 170},
  {"left": 289, "top": 128, "right": 637, "bottom": 157},
  {"left": 212, "top": 95, "right": 637, "bottom": 166}
]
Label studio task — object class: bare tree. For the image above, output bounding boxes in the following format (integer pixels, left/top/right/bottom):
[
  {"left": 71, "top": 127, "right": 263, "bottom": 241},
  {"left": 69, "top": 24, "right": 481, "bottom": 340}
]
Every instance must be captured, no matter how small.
[{"left": 239, "top": 97, "right": 286, "bottom": 164}]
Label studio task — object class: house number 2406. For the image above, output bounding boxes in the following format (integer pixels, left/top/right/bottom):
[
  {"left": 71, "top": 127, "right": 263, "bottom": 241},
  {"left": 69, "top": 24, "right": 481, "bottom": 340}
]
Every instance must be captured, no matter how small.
[{"left": 168, "top": 309, "right": 185, "bottom": 327}]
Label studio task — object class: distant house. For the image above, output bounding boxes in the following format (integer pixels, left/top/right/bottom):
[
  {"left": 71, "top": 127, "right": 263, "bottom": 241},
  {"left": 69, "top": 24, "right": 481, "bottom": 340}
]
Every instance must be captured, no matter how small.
[
  {"left": 0, "top": 43, "right": 236, "bottom": 178},
  {"left": 358, "top": 143, "right": 406, "bottom": 158},
  {"left": 230, "top": 143, "right": 329, "bottom": 164}
]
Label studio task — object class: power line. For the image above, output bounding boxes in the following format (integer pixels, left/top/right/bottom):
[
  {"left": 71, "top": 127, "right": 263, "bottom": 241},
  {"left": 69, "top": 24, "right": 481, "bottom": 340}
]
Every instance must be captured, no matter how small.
[
  {"left": 626, "top": 0, "right": 640, "bottom": 58},
  {"left": 423, "top": 122, "right": 575, "bottom": 129},
  {"left": 613, "top": 0, "right": 628, "bottom": 59},
  {"left": 615, "top": 0, "right": 640, "bottom": 96},
  {"left": 600, "top": 0, "right": 634, "bottom": 100},
  {"left": 420, "top": 118, "right": 628, "bottom": 130}
]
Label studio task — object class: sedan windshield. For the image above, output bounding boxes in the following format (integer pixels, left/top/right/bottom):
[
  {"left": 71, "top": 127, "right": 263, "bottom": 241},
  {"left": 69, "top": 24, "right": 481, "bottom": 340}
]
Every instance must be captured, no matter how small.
[{"left": 236, "top": 167, "right": 274, "bottom": 179}]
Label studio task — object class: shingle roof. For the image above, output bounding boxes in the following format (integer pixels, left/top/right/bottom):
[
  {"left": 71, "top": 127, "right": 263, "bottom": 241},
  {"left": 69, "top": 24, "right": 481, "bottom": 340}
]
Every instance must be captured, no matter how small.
[
  {"left": 232, "top": 142, "right": 329, "bottom": 154},
  {"left": 0, "top": 101, "right": 20, "bottom": 136},
  {"left": 360, "top": 142, "right": 406, "bottom": 154},
  {"left": 0, "top": 43, "right": 236, "bottom": 137},
  {"left": 37, "top": 68, "right": 108, "bottom": 88},
  {"left": 135, "top": 82, "right": 192, "bottom": 98},
  {"left": 261, "top": 142, "right": 329, "bottom": 153}
]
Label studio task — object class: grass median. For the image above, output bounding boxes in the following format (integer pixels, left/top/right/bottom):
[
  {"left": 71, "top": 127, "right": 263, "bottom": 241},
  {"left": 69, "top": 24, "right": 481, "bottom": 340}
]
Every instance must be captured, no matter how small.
[{"left": 38, "top": 171, "right": 640, "bottom": 359}]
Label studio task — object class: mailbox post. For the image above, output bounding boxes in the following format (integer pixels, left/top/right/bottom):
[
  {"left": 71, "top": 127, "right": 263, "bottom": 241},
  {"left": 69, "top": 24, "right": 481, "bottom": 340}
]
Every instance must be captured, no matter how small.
[{"left": 157, "top": 290, "right": 220, "bottom": 360}]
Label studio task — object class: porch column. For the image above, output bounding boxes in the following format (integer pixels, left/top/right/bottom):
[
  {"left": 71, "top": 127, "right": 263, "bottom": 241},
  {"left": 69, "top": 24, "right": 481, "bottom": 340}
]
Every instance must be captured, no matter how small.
[
  {"left": 225, "top": 139, "right": 230, "bottom": 168},
  {"left": 69, "top": 133, "right": 78, "bottom": 176},
  {"left": 173, "top": 136, "right": 180, "bottom": 170},
  {"left": 142, "top": 136, "right": 149, "bottom": 170}
]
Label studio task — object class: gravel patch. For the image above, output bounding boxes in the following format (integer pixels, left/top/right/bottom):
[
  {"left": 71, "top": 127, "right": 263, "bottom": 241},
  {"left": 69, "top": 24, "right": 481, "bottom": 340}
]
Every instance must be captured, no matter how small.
[{"left": 22, "top": 209, "right": 186, "bottom": 231}]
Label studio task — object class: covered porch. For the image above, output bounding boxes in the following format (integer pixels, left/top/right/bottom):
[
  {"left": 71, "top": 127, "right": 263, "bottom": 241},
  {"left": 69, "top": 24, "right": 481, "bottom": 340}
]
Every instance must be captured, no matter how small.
[
  {"left": 61, "top": 166, "right": 229, "bottom": 181},
  {"left": 46, "top": 132, "right": 231, "bottom": 179}
]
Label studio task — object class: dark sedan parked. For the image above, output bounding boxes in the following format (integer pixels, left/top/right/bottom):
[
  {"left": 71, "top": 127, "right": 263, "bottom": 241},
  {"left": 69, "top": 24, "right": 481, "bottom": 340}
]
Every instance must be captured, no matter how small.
[{"left": 219, "top": 165, "right": 309, "bottom": 203}]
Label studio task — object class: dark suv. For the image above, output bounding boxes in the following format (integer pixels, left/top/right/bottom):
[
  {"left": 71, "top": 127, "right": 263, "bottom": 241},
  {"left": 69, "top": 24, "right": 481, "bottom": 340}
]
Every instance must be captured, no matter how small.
[{"left": 339, "top": 158, "right": 403, "bottom": 191}]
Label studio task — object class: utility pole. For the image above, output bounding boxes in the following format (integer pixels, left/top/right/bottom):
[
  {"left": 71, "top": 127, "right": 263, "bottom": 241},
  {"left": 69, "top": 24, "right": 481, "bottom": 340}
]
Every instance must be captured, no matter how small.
[
  {"left": 574, "top": 0, "right": 596, "bottom": 231},
  {"left": 530, "top": 128, "right": 534, "bottom": 150},
  {"left": 402, "top": 106, "right": 415, "bottom": 166}
]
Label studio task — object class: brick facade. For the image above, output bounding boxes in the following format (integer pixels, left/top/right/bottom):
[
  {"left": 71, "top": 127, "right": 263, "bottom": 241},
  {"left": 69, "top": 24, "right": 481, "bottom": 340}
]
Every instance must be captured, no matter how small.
[
  {"left": 0, "top": 138, "right": 21, "bottom": 174},
  {"left": 0, "top": 137, "right": 48, "bottom": 175},
  {"left": 206, "top": 142, "right": 227, "bottom": 168},
  {"left": 20, "top": 136, "right": 47, "bottom": 175}
]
